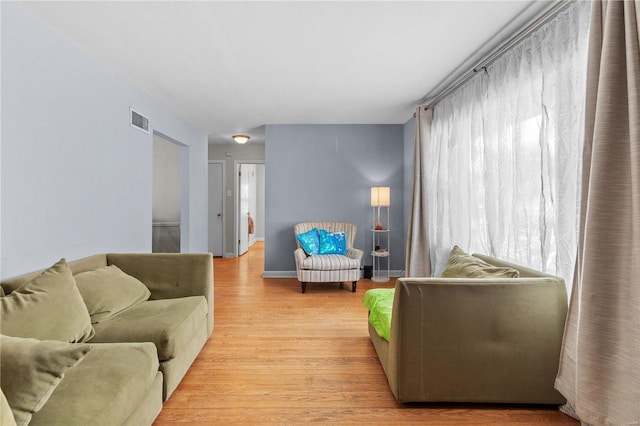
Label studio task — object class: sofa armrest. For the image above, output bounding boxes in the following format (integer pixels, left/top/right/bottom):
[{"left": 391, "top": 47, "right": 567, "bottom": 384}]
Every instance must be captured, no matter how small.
[
  {"left": 294, "top": 248, "right": 307, "bottom": 269},
  {"left": 346, "top": 248, "right": 363, "bottom": 263},
  {"left": 107, "top": 253, "right": 214, "bottom": 337},
  {"left": 387, "top": 277, "right": 567, "bottom": 403}
]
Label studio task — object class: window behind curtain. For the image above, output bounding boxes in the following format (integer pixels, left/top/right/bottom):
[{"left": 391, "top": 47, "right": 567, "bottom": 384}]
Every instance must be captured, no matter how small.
[{"left": 427, "top": 1, "right": 591, "bottom": 294}]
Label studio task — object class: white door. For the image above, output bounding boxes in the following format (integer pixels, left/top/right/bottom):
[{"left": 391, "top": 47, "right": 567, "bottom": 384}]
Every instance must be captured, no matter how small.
[
  {"left": 238, "top": 164, "right": 250, "bottom": 256},
  {"left": 208, "top": 162, "right": 224, "bottom": 257}
]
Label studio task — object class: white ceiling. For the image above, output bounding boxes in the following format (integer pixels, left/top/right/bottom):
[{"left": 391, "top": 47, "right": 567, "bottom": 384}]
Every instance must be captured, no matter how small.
[{"left": 21, "top": 1, "right": 555, "bottom": 144}]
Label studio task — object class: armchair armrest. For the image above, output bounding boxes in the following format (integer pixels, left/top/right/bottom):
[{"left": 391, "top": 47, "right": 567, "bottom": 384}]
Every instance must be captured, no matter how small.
[
  {"left": 346, "top": 247, "right": 363, "bottom": 263},
  {"left": 294, "top": 248, "right": 307, "bottom": 269},
  {"left": 107, "top": 253, "right": 214, "bottom": 336}
]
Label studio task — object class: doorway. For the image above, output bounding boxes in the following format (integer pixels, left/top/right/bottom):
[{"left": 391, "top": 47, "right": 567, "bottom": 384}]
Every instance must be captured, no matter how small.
[
  {"left": 208, "top": 161, "right": 225, "bottom": 257},
  {"left": 152, "top": 133, "right": 185, "bottom": 253},
  {"left": 235, "top": 162, "right": 265, "bottom": 257}
]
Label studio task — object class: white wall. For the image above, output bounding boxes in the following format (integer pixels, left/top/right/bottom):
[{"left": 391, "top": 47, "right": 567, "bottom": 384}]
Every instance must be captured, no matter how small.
[
  {"left": 153, "top": 134, "right": 182, "bottom": 224},
  {"left": 0, "top": 3, "right": 209, "bottom": 278}
]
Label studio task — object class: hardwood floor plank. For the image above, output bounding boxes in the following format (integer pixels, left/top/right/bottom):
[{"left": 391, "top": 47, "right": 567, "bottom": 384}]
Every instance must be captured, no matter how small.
[{"left": 154, "top": 242, "right": 576, "bottom": 425}]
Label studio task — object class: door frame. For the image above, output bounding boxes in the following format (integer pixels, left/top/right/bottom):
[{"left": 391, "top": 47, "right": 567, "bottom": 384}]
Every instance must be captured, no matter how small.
[
  {"left": 208, "top": 160, "right": 226, "bottom": 257},
  {"left": 233, "top": 160, "right": 265, "bottom": 257}
]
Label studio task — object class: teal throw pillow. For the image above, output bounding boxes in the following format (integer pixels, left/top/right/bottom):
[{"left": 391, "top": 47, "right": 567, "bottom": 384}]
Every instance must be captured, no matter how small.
[
  {"left": 319, "top": 230, "right": 346, "bottom": 255},
  {"left": 296, "top": 228, "right": 320, "bottom": 255}
]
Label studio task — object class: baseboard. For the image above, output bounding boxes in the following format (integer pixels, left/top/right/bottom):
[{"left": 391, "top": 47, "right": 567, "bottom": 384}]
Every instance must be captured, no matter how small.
[
  {"left": 224, "top": 252, "right": 235, "bottom": 258},
  {"left": 262, "top": 270, "right": 404, "bottom": 279},
  {"left": 249, "top": 238, "right": 264, "bottom": 247},
  {"left": 262, "top": 271, "right": 297, "bottom": 278}
]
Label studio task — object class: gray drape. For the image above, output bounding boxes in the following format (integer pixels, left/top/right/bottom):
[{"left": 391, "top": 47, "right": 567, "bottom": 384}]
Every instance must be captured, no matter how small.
[
  {"left": 404, "top": 107, "right": 432, "bottom": 277},
  {"left": 555, "top": 1, "right": 640, "bottom": 424}
]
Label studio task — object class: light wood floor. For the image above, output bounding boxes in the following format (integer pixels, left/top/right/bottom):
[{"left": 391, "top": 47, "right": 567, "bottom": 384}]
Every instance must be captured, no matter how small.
[{"left": 154, "top": 242, "right": 577, "bottom": 425}]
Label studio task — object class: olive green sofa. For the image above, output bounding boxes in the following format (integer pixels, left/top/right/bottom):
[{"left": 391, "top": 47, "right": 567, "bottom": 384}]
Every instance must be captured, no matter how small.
[
  {"left": 0, "top": 253, "right": 213, "bottom": 426},
  {"left": 367, "top": 254, "right": 568, "bottom": 404}
]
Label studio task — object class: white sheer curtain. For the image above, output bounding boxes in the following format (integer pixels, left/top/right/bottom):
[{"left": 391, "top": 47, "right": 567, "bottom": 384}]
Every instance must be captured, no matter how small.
[{"left": 427, "top": 1, "right": 591, "bottom": 292}]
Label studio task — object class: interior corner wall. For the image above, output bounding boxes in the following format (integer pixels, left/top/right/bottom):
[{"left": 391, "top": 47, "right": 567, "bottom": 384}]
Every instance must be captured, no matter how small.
[
  {"left": 264, "top": 124, "right": 404, "bottom": 275},
  {"left": 0, "top": 3, "right": 208, "bottom": 279},
  {"left": 208, "top": 143, "right": 265, "bottom": 256}
]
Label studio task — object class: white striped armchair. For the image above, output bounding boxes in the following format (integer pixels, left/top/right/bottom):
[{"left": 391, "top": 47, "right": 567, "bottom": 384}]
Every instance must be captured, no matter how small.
[{"left": 294, "top": 222, "right": 363, "bottom": 293}]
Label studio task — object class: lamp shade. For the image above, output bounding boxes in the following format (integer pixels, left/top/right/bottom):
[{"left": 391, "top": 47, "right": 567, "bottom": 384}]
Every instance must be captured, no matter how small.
[{"left": 370, "top": 187, "right": 390, "bottom": 207}]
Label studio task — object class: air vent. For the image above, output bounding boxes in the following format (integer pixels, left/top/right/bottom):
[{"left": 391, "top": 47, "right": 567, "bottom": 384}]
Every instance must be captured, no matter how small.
[{"left": 130, "top": 108, "right": 150, "bottom": 134}]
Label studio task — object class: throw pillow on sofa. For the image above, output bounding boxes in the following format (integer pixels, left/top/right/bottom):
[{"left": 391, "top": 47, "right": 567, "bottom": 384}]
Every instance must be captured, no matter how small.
[
  {"left": 318, "top": 229, "right": 347, "bottom": 255},
  {"left": 0, "top": 259, "right": 94, "bottom": 343},
  {"left": 296, "top": 228, "right": 320, "bottom": 255},
  {"left": 0, "top": 334, "right": 92, "bottom": 426},
  {"left": 74, "top": 265, "right": 151, "bottom": 323},
  {"left": 442, "top": 246, "right": 520, "bottom": 278}
]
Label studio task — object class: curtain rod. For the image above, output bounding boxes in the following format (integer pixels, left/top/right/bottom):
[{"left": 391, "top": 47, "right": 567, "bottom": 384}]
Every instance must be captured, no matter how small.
[{"left": 419, "top": 0, "right": 573, "bottom": 111}]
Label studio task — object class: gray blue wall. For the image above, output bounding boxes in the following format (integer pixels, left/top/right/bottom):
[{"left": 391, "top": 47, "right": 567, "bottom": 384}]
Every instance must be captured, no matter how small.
[
  {"left": 264, "top": 124, "right": 405, "bottom": 275},
  {"left": 1, "top": 3, "right": 209, "bottom": 278}
]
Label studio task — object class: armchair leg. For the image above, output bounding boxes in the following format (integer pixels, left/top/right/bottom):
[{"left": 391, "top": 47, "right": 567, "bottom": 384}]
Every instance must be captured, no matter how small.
[
  {"left": 301, "top": 282, "right": 307, "bottom": 293},
  {"left": 352, "top": 281, "right": 357, "bottom": 292}
]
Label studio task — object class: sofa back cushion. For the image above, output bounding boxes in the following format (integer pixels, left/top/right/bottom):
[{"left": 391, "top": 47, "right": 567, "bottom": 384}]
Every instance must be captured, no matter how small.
[
  {"left": 0, "top": 254, "right": 109, "bottom": 295},
  {"left": 74, "top": 265, "right": 151, "bottom": 323},
  {"left": 0, "top": 259, "right": 95, "bottom": 343}
]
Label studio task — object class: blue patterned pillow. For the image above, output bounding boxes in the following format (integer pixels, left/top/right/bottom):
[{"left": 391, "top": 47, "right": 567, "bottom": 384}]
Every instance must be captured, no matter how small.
[
  {"left": 296, "top": 228, "right": 320, "bottom": 255},
  {"left": 318, "top": 230, "right": 347, "bottom": 255}
]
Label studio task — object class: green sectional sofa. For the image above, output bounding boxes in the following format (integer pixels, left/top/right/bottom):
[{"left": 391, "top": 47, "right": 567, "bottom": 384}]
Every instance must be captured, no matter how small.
[
  {"left": 0, "top": 253, "right": 213, "bottom": 426},
  {"left": 365, "top": 251, "right": 568, "bottom": 404}
]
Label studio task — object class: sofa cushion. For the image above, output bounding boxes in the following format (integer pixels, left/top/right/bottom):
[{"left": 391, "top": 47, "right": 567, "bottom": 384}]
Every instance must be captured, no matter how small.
[
  {"left": 0, "top": 335, "right": 92, "bottom": 426},
  {"left": 442, "top": 246, "right": 520, "bottom": 278},
  {"left": 296, "top": 228, "right": 320, "bottom": 255},
  {"left": 74, "top": 265, "right": 151, "bottom": 323},
  {"left": 29, "top": 342, "right": 158, "bottom": 426},
  {"left": 0, "top": 259, "right": 94, "bottom": 343},
  {"left": 90, "top": 296, "right": 208, "bottom": 361},
  {"left": 300, "top": 254, "right": 359, "bottom": 271},
  {"left": 318, "top": 230, "right": 347, "bottom": 255}
]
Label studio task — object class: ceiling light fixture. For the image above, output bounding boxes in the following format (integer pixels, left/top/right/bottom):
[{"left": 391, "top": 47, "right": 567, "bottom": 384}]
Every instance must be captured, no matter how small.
[{"left": 232, "top": 134, "right": 250, "bottom": 144}]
